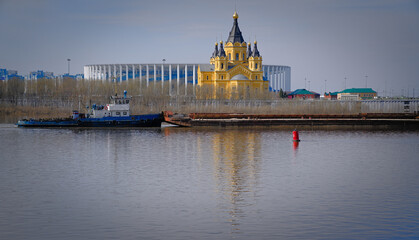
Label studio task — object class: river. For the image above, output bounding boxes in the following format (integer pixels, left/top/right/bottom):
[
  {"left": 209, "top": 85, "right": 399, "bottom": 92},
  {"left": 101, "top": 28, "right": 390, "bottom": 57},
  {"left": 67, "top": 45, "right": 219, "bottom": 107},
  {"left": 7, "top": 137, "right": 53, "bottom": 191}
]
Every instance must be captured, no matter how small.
[{"left": 0, "top": 124, "right": 418, "bottom": 239}]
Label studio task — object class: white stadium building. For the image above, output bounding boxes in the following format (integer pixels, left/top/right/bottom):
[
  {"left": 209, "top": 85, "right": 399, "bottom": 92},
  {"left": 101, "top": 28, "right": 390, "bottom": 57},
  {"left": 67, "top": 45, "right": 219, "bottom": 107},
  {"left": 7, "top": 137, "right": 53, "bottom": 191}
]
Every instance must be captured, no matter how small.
[{"left": 84, "top": 63, "right": 291, "bottom": 93}]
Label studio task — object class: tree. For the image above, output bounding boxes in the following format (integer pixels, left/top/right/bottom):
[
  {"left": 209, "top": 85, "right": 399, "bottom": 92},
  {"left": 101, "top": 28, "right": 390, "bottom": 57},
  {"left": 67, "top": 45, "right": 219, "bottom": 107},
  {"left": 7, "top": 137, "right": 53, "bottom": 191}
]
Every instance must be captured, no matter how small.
[
  {"left": 6, "top": 77, "right": 25, "bottom": 104},
  {"left": 0, "top": 80, "right": 5, "bottom": 99},
  {"left": 279, "top": 88, "right": 286, "bottom": 98}
]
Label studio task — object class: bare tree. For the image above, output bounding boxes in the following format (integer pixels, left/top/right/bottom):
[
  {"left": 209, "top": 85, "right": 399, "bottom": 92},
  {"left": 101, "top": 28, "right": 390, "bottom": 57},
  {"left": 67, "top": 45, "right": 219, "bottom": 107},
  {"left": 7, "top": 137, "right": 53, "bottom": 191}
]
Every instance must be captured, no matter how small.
[{"left": 6, "top": 77, "right": 25, "bottom": 104}]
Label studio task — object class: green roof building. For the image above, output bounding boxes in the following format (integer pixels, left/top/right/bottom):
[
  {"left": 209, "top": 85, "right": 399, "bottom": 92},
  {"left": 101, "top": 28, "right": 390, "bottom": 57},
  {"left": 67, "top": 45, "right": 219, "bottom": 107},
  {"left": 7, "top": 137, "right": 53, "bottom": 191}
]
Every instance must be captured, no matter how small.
[
  {"left": 338, "top": 88, "right": 377, "bottom": 100},
  {"left": 288, "top": 89, "right": 320, "bottom": 99}
]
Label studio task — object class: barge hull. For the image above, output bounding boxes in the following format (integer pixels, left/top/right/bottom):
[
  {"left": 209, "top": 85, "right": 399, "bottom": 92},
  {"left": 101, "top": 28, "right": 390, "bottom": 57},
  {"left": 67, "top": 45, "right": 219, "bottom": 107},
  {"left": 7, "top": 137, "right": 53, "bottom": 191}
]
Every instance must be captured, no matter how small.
[
  {"left": 162, "top": 112, "right": 419, "bottom": 129},
  {"left": 190, "top": 118, "right": 419, "bottom": 128}
]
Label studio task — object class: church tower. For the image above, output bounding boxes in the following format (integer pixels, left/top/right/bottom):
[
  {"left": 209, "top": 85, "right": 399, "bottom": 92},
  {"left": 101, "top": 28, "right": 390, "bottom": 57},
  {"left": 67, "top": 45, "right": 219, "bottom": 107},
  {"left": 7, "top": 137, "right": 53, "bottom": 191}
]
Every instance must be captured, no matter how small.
[
  {"left": 210, "top": 42, "right": 218, "bottom": 65},
  {"left": 248, "top": 41, "right": 262, "bottom": 81},
  {"left": 214, "top": 41, "right": 227, "bottom": 72},
  {"left": 197, "top": 12, "right": 269, "bottom": 99},
  {"left": 224, "top": 12, "right": 247, "bottom": 64}
]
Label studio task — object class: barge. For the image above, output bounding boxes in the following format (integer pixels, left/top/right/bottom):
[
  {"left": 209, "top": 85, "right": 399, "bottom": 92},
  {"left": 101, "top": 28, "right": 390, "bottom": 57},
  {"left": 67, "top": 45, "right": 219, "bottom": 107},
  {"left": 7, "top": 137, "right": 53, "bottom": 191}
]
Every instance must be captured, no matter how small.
[
  {"left": 17, "top": 91, "right": 164, "bottom": 128},
  {"left": 163, "top": 112, "right": 419, "bottom": 129}
]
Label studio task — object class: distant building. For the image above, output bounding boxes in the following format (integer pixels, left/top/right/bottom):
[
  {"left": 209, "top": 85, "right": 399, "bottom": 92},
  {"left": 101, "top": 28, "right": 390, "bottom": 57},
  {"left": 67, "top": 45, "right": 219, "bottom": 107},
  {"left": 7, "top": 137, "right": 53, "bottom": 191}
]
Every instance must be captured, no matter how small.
[
  {"left": 28, "top": 70, "right": 54, "bottom": 80},
  {"left": 339, "top": 94, "right": 360, "bottom": 101},
  {"left": 287, "top": 89, "right": 320, "bottom": 99},
  {"left": 57, "top": 73, "right": 84, "bottom": 80},
  {"left": 7, "top": 70, "right": 17, "bottom": 75},
  {"left": 1, "top": 68, "right": 84, "bottom": 81},
  {"left": 0, "top": 68, "right": 24, "bottom": 80},
  {"left": 324, "top": 92, "right": 339, "bottom": 100},
  {"left": 0, "top": 69, "right": 7, "bottom": 80},
  {"left": 337, "top": 88, "right": 377, "bottom": 100}
]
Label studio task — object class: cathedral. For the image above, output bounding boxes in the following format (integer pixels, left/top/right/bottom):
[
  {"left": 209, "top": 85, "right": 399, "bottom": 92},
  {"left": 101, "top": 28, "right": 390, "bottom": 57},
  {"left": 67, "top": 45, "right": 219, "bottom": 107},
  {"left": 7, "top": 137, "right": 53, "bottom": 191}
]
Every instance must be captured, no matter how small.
[{"left": 197, "top": 12, "right": 269, "bottom": 99}]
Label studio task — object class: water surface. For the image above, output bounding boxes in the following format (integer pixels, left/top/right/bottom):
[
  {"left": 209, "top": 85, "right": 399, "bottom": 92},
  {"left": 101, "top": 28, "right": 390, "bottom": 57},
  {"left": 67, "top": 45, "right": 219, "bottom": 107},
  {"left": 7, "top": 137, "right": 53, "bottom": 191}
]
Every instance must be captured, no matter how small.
[{"left": 0, "top": 125, "right": 418, "bottom": 239}]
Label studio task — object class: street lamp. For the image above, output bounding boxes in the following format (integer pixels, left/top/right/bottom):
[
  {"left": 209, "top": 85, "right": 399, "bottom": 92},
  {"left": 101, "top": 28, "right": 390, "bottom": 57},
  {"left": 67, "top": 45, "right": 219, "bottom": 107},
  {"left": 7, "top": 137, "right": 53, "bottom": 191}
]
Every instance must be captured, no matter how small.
[
  {"left": 67, "top": 59, "right": 71, "bottom": 75},
  {"left": 324, "top": 79, "right": 327, "bottom": 93},
  {"left": 365, "top": 75, "right": 368, "bottom": 88}
]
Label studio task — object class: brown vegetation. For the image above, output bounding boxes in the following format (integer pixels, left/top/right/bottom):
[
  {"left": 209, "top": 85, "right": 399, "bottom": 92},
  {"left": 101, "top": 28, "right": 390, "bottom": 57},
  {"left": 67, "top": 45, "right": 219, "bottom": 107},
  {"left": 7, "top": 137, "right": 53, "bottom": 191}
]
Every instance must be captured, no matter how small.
[{"left": 0, "top": 77, "right": 379, "bottom": 123}]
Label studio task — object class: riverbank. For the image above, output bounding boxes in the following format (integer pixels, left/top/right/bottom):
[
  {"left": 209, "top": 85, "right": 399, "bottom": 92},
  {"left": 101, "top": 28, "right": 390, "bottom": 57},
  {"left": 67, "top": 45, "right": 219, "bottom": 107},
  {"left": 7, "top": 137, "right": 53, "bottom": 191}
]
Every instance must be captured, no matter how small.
[
  {"left": 2, "top": 98, "right": 418, "bottom": 125},
  {"left": 0, "top": 105, "right": 72, "bottom": 123}
]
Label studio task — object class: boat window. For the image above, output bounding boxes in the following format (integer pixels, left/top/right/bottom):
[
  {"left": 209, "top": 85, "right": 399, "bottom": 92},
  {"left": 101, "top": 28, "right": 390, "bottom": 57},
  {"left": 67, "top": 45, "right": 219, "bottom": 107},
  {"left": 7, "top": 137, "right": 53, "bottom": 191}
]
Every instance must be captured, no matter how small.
[
  {"left": 123, "top": 112, "right": 127, "bottom": 115},
  {"left": 116, "top": 112, "right": 120, "bottom": 115}
]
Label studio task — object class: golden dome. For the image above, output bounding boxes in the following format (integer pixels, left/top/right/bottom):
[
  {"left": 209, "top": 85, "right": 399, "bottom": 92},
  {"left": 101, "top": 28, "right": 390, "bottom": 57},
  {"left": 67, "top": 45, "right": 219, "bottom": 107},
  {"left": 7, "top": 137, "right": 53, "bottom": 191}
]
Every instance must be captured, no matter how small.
[
  {"left": 254, "top": 40, "right": 257, "bottom": 44},
  {"left": 233, "top": 11, "right": 238, "bottom": 19}
]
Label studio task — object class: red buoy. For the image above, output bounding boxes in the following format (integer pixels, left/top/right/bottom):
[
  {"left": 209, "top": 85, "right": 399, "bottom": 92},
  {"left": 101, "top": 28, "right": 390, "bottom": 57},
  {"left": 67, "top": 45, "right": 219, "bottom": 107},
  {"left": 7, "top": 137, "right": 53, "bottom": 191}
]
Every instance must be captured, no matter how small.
[{"left": 293, "top": 130, "right": 300, "bottom": 142}]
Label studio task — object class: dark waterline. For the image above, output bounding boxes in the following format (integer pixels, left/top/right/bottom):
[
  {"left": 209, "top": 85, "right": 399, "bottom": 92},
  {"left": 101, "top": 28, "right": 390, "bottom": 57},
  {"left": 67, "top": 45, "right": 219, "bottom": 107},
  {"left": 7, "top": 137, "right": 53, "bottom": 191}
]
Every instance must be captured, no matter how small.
[{"left": 0, "top": 124, "right": 418, "bottom": 239}]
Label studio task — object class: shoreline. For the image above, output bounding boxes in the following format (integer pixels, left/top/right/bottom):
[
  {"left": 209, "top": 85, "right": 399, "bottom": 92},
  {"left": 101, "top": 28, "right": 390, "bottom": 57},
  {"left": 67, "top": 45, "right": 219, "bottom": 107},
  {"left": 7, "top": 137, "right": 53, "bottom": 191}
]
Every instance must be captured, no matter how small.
[{"left": 3, "top": 102, "right": 419, "bottom": 130}]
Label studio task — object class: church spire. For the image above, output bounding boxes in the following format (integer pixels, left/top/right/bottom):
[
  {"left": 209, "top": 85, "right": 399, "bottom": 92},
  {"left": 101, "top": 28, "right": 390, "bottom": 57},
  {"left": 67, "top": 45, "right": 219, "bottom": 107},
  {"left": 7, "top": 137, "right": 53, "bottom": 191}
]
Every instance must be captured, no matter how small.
[
  {"left": 251, "top": 41, "right": 260, "bottom": 57},
  {"left": 246, "top": 43, "right": 252, "bottom": 58},
  {"left": 227, "top": 11, "right": 245, "bottom": 44},
  {"left": 211, "top": 42, "right": 219, "bottom": 58},
  {"left": 218, "top": 41, "right": 226, "bottom": 57}
]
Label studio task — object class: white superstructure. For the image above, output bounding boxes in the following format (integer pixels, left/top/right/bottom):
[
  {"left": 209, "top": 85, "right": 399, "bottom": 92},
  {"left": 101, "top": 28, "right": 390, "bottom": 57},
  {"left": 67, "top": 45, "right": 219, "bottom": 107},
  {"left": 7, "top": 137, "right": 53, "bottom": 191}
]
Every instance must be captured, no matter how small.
[{"left": 89, "top": 91, "right": 131, "bottom": 118}]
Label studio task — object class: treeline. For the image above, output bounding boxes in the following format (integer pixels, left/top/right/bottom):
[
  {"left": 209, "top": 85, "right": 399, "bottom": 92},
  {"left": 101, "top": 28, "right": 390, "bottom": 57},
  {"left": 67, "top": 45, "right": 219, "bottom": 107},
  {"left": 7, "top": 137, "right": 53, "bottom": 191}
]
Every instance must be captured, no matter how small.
[
  {"left": 0, "top": 77, "right": 363, "bottom": 123},
  {"left": 0, "top": 77, "right": 284, "bottom": 101},
  {"left": 0, "top": 77, "right": 278, "bottom": 121},
  {"left": 0, "top": 77, "right": 283, "bottom": 110}
]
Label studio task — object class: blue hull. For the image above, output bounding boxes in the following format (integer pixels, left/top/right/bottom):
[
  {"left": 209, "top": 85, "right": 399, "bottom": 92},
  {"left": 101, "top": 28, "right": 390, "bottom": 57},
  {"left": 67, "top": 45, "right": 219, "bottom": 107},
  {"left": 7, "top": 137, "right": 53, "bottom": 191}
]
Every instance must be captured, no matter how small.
[{"left": 17, "top": 113, "right": 163, "bottom": 128}]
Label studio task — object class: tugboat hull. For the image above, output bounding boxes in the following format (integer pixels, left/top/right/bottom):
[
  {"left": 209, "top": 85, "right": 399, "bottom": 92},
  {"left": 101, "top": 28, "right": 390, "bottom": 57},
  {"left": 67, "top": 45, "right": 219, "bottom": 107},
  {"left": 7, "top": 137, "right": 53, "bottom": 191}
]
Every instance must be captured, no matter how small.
[
  {"left": 77, "top": 114, "right": 163, "bottom": 127},
  {"left": 17, "top": 114, "right": 163, "bottom": 128}
]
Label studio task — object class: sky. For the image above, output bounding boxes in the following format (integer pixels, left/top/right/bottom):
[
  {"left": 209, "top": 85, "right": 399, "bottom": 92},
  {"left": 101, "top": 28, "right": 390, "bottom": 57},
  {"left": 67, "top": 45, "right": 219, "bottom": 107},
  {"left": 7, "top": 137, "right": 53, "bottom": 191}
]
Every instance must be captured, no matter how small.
[{"left": 1, "top": 0, "right": 419, "bottom": 96}]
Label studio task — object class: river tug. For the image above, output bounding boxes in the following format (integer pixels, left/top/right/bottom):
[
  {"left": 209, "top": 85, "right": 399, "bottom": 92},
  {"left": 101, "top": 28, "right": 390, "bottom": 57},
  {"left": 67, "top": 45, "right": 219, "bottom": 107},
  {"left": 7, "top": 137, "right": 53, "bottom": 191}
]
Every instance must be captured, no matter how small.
[{"left": 17, "top": 91, "right": 164, "bottom": 128}]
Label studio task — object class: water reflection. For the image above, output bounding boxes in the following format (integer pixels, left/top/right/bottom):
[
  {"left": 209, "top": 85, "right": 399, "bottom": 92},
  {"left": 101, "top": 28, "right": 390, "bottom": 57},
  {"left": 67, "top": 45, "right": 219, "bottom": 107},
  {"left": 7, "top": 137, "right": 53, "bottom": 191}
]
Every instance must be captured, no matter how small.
[
  {"left": 210, "top": 129, "right": 262, "bottom": 234},
  {"left": 161, "top": 127, "right": 263, "bottom": 235},
  {"left": 292, "top": 140, "right": 300, "bottom": 162},
  {"left": 293, "top": 141, "right": 299, "bottom": 150}
]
